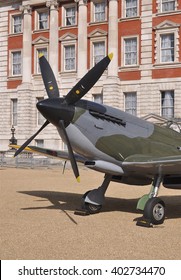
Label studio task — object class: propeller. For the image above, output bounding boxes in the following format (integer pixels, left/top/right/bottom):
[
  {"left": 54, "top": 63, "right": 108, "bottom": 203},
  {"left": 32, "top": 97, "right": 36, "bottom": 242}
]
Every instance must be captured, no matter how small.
[
  {"left": 64, "top": 53, "right": 113, "bottom": 105},
  {"left": 14, "top": 53, "right": 113, "bottom": 181},
  {"left": 59, "top": 120, "right": 80, "bottom": 182},
  {"left": 14, "top": 120, "right": 49, "bottom": 157},
  {"left": 39, "top": 53, "right": 59, "bottom": 99},
  {"left": 13, "top": 53, "right": 59, "bottom": 158}
]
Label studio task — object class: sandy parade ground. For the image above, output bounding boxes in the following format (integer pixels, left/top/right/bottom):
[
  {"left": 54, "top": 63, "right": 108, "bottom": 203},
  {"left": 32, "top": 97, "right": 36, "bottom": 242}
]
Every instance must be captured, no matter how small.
[{"left": 0, "top": 167, "right": 181, "bottom": 260}]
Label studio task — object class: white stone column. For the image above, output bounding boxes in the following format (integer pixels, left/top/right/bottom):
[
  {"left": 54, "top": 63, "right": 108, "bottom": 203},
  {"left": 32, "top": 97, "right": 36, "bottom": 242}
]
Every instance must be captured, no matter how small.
[
  {"left": 108, "top": 0, "right": 118, "bottom": 78},
  {"left": 20, "top": 4, "right": 32, "bottom": 84},
  {"left": 46, "top": 0, "right": 59, "bottom": 79},
  {"left": 103, "top": 0, "right": 120, "bottom": 108},
  {"left": 140, "top": 0, "right": 152, "bottom": 80},
  {"left": 76, "top": 0, "right": 87, "bottom": 78}
]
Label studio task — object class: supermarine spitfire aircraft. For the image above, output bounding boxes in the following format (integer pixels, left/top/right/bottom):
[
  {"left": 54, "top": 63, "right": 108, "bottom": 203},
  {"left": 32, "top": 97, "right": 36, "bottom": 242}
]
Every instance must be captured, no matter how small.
[{"left": 12, "top": 53, "right": 181, "bottom": 227}]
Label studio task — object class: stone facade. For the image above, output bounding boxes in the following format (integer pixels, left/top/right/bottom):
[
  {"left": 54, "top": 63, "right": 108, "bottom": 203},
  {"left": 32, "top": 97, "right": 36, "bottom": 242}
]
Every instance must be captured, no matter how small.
[{"left": 1, "top": 0, "right": 181, "bottom": 151}]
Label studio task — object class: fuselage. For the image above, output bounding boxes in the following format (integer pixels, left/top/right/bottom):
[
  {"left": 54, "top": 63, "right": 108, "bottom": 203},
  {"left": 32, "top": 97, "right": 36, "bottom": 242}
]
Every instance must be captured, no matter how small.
[
  {"left": 67, "top": 99, "right": 181, "bottom": 161},
  {"left": 37, "top": 97, "right": 181, "bottom": 175}
]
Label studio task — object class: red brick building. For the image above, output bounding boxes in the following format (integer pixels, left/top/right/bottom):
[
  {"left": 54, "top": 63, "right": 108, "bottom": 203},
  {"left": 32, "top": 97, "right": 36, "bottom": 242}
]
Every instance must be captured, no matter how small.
[{"left": 1, "top": 0, "right": 181, "bottom": 150}]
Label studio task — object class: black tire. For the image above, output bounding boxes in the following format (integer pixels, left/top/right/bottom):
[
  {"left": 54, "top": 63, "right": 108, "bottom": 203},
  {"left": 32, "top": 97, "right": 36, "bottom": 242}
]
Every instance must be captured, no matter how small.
[
  {"left": 144, "top": 197, "right": 165, "bottom": 225},
  {"left": 82, "top": 191, "right": 102, "bottom": 214},
  {"left": 84, "top": 202, "right": 102, "bottom": 214}
]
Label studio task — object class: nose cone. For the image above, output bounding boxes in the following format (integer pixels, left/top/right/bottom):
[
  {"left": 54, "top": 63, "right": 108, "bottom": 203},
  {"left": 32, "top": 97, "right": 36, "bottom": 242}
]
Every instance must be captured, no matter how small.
[{"left": 37, "top": 98, "right": 75, "bottom": 126}]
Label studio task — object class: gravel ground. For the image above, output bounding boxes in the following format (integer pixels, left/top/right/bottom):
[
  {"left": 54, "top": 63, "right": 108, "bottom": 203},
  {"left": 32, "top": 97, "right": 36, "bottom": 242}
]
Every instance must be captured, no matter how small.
[{"left": 0, "top": 167, "right": 181, "bottom": 260}]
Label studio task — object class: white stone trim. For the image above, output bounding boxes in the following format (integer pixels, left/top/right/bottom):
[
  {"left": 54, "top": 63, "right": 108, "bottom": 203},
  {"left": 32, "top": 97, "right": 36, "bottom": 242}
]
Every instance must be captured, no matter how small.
[
  {"left": 90, "top": 0, "right": 108, "bottom": 23},
  {"left": 61, "top": 2, "right": 77, "bottom": 27},
  {"left": 154, "top": 20, "right": 180, "bottom": 65},
  {"left": 34, "top": 7, "right": 49, "bottom": 31},
  {"left": 8, "top": 49, "right": 22, "bottom": 78},
  {"left": 122, "top": 0, "right": 140, "bottom": 19},
  {"left": 34, "top": 44, "right": 49, "bottom": 74},
  {"left": 121, "top": 35, "right": 139, "bottom": 68},
  {"left": 90, "top": 37, "right": 107, "bottom": 68},
  {"left": 60, "top": 40, "right": 77, "bottom": 72}
]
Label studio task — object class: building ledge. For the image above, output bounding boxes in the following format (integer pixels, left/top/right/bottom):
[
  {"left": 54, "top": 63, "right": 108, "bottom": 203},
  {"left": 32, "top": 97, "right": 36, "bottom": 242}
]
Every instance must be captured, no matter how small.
[
  {"left": 119, "top": 66, "right": 140, "bottom": 72},
  {"left": 153, "top": 62, "right": 181, "bottom": 69}
]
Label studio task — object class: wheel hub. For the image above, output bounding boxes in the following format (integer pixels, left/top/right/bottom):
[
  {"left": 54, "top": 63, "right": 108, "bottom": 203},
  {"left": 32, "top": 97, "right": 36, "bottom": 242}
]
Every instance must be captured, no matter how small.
[{"left": 153, "top": 203, "right": 164, "bottom": 221}]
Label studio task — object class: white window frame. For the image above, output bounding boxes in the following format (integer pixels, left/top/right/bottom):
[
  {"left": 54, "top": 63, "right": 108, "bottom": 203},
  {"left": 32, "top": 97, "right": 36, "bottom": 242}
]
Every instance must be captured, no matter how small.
[
  {"left": 90, "top": 37, "right": 107, "bottom": 67},
  {"left": 35, "top": 139, "right": 44, "bottom": 148},
  {"left": 34, "top": 46, "right": 48, "bottom": 74},
  {"left": 93, "top": 41, "right": 106, "bottom": 65},
  {"left": 11, "top": 13, "right": 22, "bottom": 34},
  {"left": 122, "top": 0, "right": 139, "bottom": 18},
  {"left": 161, "top": 0, "right": 176, "bottom": 13},
  {"left": 93, "top": 93, "right": 103, "bottom": 104},
  {"left": 61, "top": 42, "right": 76, "bottom": 72},
  {"left": 91, "top": 0, "right": 107, "bottom": 23},
  {"left": 10, "top": 50, "right": 22, "bottom": 77},
  {"left": 122, "top": 36, "right": 139, "bottom": 67},
  {"left": 160, "top": 33, "right": 175, "bottom": 63},
  {"left": 11, "top": 98, "right": 18, "bottom": 126},
  {"left": 62, "top": 4, "right": 77, "bottom": 27},
  {"left": 35, "top": 8, "right": 49, "bottom": 31},
  {"left": 36, "top": 97, "right": 45, "bottom": 126},
  {"left": 124, "top": 92, "right": 137, "bottom": 116},
  {"left": 154, "top": 28, "right": 179, "bottom": 65},
  {"left": 161, "top": 90, "right": 174, "bottom": 119}
]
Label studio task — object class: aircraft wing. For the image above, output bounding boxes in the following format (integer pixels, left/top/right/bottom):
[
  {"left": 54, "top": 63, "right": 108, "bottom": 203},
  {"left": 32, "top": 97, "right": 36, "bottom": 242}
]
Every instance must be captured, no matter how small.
[
  {"left": 9, "top": 145, "right": 86, "bottom": 163},
  {"left": 123, "top": 154, "right": 181, "bottom": 176}
]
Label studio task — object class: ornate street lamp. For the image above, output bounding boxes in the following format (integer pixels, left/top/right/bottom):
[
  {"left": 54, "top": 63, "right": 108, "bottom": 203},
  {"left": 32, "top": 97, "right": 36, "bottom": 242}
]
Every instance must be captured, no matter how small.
[{"left": 9, "top": 125, "right": 17, "bottom": 148}]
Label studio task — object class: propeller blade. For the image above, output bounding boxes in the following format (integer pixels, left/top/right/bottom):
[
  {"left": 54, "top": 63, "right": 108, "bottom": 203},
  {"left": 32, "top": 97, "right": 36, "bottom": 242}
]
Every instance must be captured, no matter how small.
[
  {"left": 64, "top": 53, "right": 113, "bottom": 105},
  {"left": 39, "top": 54, "right": 59, "bottom": 99},
  {"left": 14, "top": 120, "right": 49, "bottom": 157},
  {"left": 59, "top": 120, "right": 80, "bottom": 182}
]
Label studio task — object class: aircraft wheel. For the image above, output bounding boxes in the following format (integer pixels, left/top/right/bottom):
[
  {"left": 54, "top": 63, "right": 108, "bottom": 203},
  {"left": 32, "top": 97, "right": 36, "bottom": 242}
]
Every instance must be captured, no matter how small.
[
  {"left": 144, "top": 197, "right": 165, "bottom": 225},
  {"left": 82, "top": 191, "right": 102, "bottom": 214}
]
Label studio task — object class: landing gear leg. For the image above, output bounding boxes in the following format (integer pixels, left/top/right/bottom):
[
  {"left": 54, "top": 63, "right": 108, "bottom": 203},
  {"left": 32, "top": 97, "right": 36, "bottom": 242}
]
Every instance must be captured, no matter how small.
[
  {"left": 75, "top": 174, "right": 112, "bottom": 215},
  {"left": 137, "top": 175, "right": 166, "bottom": 226}
]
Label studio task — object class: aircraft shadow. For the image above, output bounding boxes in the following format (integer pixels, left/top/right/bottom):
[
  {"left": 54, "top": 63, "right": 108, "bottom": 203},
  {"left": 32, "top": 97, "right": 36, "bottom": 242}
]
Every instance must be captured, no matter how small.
[{"left": 18, "top": 190, "right": 181, "bottom": 221}]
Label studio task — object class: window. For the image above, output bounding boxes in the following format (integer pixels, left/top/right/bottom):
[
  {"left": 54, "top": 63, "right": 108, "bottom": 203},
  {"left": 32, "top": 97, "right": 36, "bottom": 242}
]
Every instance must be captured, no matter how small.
[
  {"left": 154, "top": 21, "right": 179, "bottom": 64},
  {"left": 36, "top": 48, "right": 48, "bottom": 74},
  {"left": 124, "top": 37, "right": 138, "bottom": 66},
  {"left": 93, "top": 41, "right": 105, "bottom": 65},
  {"left": 125, "top": 0, "right": 138, "bottom": 18},
  {"left": 35, "top": 139, "right": 44, "bottom": 147},
  {"left": 161, "top": 91, "right": 174, "bottom": 119},
  {"left": 161, "top": 0, "right": 176, "bottom": 12},
  {"left": 64, "top": 45, "right": 76, "bottom": 71},
  {"left": 93, "top": 94, "right": 103, "bottom": 104},
  {"left": 65, "top": 6, "right": 76, "bottom": 26},
  {"left": 12, "top": 14, "right": 22, "bottom": 33},
  {"left": 11, "top": 51, "right": 22, "bottom": 76},
  {"left": 124, "top": 92, "right": 137, "bottom": 116},
  {"left": 94, "top": 1, "right": 106, "bottom": 22},
  {"left": 36, "top": 98, "right": 45, "bottom": 125},
  {"left": 160, "top": 33, "right": 174, "bottom": 62},
  {"left": 63, "top": 143, "right": 68, "bottom": 151},
  {"left": 11, "top": 99, "right": 18, "bottom": 126},
  {"left": 37, "top": 10, "right": 49, "bottom": 30}
]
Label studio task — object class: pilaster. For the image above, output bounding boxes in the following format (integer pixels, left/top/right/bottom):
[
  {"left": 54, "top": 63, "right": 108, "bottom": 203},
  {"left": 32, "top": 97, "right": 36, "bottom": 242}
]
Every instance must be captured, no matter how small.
[
  {"left": 46, "top": 0, "right": 59, "bottom": 79},
  {"left": 76, "top": 0, "right": 87, "bottom": 78},
  {"left": 103, "top": 0, "right": 119, "bottom": 108},
  {"left": 19, "top": 4, "right": 32, "bottom": 85},
  {"left": 140, "top": 0, "right": 153, "bottom": 80},
  {"left": 108, "top": 0, "right": 118, "bottom": 79}
]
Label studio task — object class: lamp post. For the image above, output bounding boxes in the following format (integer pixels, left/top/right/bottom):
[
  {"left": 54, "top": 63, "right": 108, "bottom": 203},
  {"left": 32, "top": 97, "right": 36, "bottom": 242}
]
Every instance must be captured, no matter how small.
[{"left": 9, "top": 125, "right": 17, "bottom": 148}]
